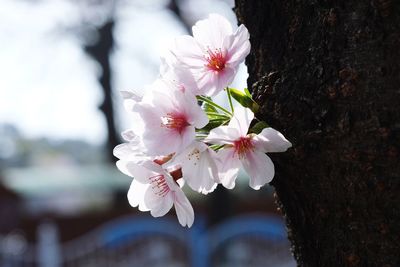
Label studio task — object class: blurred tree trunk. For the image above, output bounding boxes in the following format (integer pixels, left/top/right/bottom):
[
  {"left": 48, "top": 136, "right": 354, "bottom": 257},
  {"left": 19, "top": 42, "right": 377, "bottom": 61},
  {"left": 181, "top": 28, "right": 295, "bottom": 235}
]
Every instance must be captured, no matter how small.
[
  {"left": 235, "top": 1, "right": 399, "bottom": 266},
  {"left": 85, "top": 21, "right": 119, "bottom": 162}
]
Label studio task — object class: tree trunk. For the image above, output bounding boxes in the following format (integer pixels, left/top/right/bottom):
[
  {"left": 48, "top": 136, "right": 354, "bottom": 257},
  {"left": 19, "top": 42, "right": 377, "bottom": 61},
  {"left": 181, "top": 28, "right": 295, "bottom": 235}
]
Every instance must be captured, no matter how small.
[
  {"left": 234, "top": 1, "right": 400, "bottom": 266},
  {"left": 85, "top": 21, "right": 119, "bottom": 162}
]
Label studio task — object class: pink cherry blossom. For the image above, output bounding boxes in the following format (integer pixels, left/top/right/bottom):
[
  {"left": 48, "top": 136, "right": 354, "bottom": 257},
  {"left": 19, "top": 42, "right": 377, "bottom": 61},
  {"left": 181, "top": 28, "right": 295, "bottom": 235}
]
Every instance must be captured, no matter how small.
[
  {"left": 204, "top": 106, "right": 292, "bottom": 190},
  {"left": 117, "top": 160, "right": 194, "bottom": 227},
  {"left": 132, "top": 79, "right": 208, "bottom": 156},
  {"left": 171, "top": 13, "right": 250, "bottom": 96}
]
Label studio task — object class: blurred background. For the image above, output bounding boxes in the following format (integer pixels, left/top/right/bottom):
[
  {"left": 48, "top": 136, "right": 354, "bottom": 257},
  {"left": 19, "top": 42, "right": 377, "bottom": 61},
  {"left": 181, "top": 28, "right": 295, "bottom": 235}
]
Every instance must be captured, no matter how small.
[{"left": 0, "top": 0, "right": 296, "bottom": 266}]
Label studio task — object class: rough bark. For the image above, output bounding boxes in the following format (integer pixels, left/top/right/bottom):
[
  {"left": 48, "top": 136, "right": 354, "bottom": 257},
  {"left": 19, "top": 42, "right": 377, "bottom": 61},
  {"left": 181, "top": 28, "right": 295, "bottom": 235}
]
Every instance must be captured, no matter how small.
[{"left": 235, "top": 1, "right": 400, "bottom": 266}]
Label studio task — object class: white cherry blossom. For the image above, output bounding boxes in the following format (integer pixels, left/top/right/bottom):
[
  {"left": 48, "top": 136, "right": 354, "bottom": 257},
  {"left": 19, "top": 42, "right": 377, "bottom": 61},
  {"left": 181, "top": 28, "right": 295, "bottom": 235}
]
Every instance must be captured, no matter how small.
[
  {"left": 172, "top": 141, "right": 219, "bottom": 194},
  {"left": 118, "top": 160, "right": 194, "bottom": 227},
  {"left": 204, "top": 106, "right": 292, "bottom": 190}
]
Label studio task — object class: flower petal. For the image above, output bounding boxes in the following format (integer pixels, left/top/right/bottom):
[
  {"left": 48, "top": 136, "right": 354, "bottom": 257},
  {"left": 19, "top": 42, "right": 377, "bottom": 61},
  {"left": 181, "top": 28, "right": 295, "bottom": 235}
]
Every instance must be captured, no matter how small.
[
  {"left": 226, "top": 25, "right": 251, "bottom": 66},
  {"left": 113, "top": 142, "right": 148, "bottom": 163},
  {"left": 173, "top": 35, "right": 205, "bottom": 67},
  {"left": 116, "top": 161, "right": 155, "bottom": 183},
  {"left": 120, "top": 90, "right": 142, "bottom": 112},
  {"left": 217, "top": 147, "right": 241, "bottom": 189},
  {"left": 192, "top": 13, "right": 233, "bottom": 49},
  {"left": 173, "top": 189, "right": 195, "bottom": 227},
  {"left": 216, "top": 66, "right": 236, "bottom": 91},
  {"left": 204, "top": 126, "right": 240, "bottom": 145},
  {"left": 174, "top": 142, "right": 219, "bottom": 194},
  {"left": 127, "top": 179, "right": 150, "bottom": 211},
  {"left": 181, "top": 91, "right": 209, "bottom": 128},
  {"left": 228, "top": 106, "right": 254, "bottom": 136},
  {"left": 144, "top": 187, "right": 174, "bottom": 217},
  {"left": 253, "top": 128, "right": 292, "bottom": 153},
  {"left": 241, "top": 150, "right": 275, "bottom": 190}
]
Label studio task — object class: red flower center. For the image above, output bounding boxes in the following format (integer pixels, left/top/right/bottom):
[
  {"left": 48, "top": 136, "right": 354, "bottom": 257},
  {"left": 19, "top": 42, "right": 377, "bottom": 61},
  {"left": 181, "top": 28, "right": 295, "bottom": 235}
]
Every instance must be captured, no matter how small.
[
  {"left": 233, "top": 136, "right": 254, "bottom": 157},
  {"left": 205, "top": 48, "right": 226, "bottom": 72},
  {"left": 161, "top": 113, "right": 189, "bottom": 134}
]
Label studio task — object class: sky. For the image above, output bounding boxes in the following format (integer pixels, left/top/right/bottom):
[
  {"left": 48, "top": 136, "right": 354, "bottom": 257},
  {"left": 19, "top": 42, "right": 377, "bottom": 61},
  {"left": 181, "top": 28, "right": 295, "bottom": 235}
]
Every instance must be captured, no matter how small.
[{"left": 0, "top": 0, "right": 246, "bottom": 145}]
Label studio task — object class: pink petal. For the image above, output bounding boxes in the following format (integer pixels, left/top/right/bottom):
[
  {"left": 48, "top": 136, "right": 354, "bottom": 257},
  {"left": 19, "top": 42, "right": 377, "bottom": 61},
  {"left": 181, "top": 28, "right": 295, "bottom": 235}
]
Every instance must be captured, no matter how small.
[
  {"left": 173, "top": 35, "right": 205, "bottom": 67},
  {"left": 241, "top": 150, "right": 275, "bottom": 190},
  {"left": 216, "top": 66, "right": 236, "bottom": 91},
  {"left": 192, "top": 13, "right": 233, "bottom": 49},
  {"left": 217, "top": 147, "right": 241, "bottom": 189},
  {"left": 144, "top": 127, "right": 185, "bottom": 156},
  {"left": 253, "top": 128, "right": 292, "bottom": 153},
  {"left": 226, "top": 25, "right": 251, "bottom": 66}
]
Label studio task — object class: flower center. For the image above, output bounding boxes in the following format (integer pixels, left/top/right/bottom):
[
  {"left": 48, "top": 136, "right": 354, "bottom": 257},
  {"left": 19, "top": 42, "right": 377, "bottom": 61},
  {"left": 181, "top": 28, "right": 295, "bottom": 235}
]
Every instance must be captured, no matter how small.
[
  {"left": 233, "top": 136, "right": 254, "bottom": 157},
  {"left": 149, "top": 174, "right": 170, "bottom": 197},
  {"left": 161, "top": 113, "right": 189, "bottom": 134},
  {"left": 205, "top": 48, "right": 226, "bottom": 72}
]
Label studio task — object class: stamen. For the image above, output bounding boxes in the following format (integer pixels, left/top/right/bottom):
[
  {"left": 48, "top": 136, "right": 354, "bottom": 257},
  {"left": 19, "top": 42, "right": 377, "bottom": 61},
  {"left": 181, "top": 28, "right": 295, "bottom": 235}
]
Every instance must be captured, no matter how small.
[
  {"left": 149, "top": 174, "right": 170, "bottom": 197},
  {"left": 161, "top": 113, "right": 189, "bottom": 134},
  {"left": 233, "top": 136, "right": 255, "bottom": 158},
  {"left": 205, "top": 48, "right": 226, "bottom": 72}
]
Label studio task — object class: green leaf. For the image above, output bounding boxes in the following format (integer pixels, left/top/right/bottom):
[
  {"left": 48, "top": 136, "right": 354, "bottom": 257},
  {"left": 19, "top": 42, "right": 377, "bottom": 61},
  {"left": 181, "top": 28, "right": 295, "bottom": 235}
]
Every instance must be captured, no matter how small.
[
  {"left": 228, "top": 88, "right": 260, "bottom": 113},
  {"left": 203, "top": 102, "right": 218, "bottom": 113},
  {"left": 249, "top": 121, "right": 269, "bottom": 134},
  {"left": 198, "top": 118, "right": 229, "bottom": 132},
  {"left": 244, "top": 88, "right": 252, "bottom": 97},
  {"left": 205, "top": 112, "right": 230, "bottom": 120}
]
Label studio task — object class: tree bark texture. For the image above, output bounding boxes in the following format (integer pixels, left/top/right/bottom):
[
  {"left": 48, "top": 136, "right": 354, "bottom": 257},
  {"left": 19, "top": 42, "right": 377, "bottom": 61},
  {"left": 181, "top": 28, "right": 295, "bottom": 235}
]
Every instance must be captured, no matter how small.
[{"left": 235, "top": 1, "right": 400, "bottom": 266}]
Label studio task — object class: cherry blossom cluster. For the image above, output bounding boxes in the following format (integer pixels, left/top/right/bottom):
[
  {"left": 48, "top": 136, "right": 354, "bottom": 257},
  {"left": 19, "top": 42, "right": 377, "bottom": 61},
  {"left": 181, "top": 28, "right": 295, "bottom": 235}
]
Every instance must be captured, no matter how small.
[{"left": 114, "top": 14, "right": 292, "bottom": 227}]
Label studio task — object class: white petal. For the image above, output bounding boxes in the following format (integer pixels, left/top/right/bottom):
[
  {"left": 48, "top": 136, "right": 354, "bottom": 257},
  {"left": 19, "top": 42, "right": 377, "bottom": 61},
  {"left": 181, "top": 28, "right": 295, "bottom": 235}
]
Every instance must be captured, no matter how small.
[
  {"left": 217, "top": 147, "right": 241, "bottom": 189},
  {"left": 226, "top": 25, "right": 251, "bottom": 66},
  {"left": 120, "top": 129, "right": 138, "bottom": 142},
  {"left": 113, "top": 142, "right": 148, "bottom": 162},
  {"left": 253, "top": 128, "right": 292, "bottom": 153},
  {"left": 127, "top": 179, "right": 150, "bottom": 211},
  {"left": 173, "top": 189, "right": 195, "bottom": 227},
  {"left": 161, "top": 62, "right": 199, "bottom": 94},
  {"left": 120, "top": 90, "right": 142, "bottom": 112},
  {"left": 173, "top": 35, "right": 205, "bottom": 67},
  {"left": 181, "top": 91, "right": 208, "bottom": 128},
  {"left": 116, "top": 160, "right": 132, "bottom": 177},
  {"left": 192, "top": 13, "right": 233, "bottom": 49},
  {"left": 179, "top": 126, "right": 196, "bottom": 153},
  {"left": 228, "top": 106, "right": 254, "bottom": 136},
  {"left": 241, "top": 150, "right": 275, "bottom": 190},
  {"left": 145, "top": 187, "right": 174, "bottom": 218},
  {"left": 205, "top": 126, "right": 240, "bottom": 145},
  {"left": 117, "top": 161, "right": 157, "bottom": 184},
  {"left": 175, "top": 142, "right": 219, "bottom": 194}
]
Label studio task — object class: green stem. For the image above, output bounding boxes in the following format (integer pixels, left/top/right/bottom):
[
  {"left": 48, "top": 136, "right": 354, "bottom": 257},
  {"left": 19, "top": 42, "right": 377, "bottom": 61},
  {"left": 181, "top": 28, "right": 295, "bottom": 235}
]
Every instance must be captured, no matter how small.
[
  {"left": 197, "top": 95, "right": 232, "bottom": 116},
  {"left": 205, "top": 112, "right": 231, "bottom": 119},
  {"left": 226, "top": 87, "right": 235, "bottom": 113}
]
